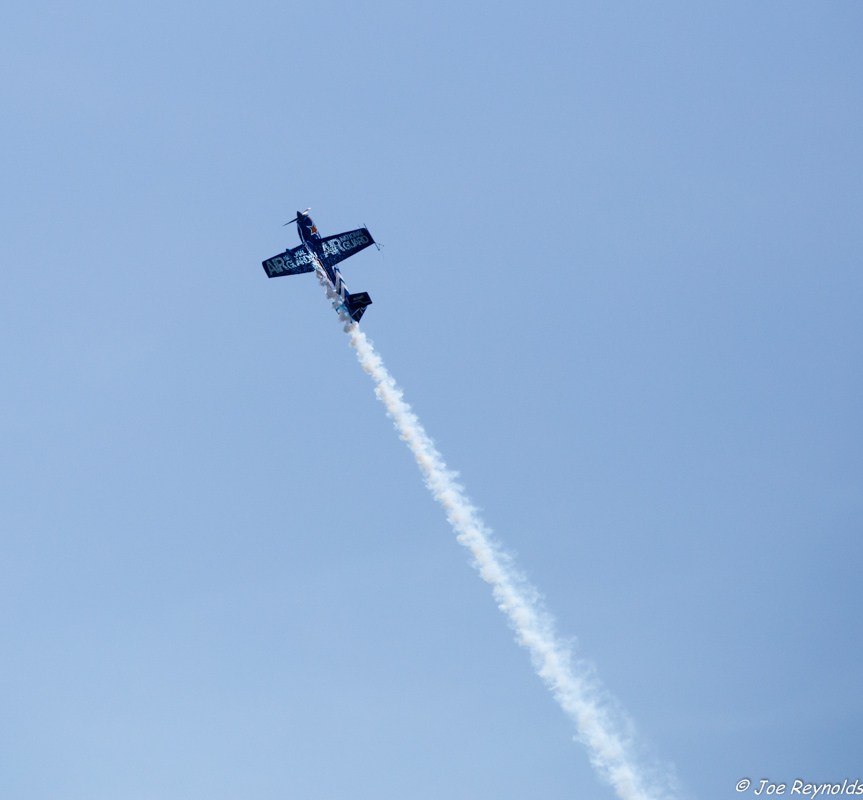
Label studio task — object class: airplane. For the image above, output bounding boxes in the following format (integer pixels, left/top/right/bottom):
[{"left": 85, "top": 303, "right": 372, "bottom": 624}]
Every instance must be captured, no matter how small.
[{"left": 261, "top": 209, "right": 377, "bottom": 322}]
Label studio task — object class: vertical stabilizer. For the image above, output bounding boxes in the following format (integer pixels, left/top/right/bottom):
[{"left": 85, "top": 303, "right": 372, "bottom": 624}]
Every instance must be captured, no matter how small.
[{"left": 345, "top": 291, "right": 372, "bottom": 322}]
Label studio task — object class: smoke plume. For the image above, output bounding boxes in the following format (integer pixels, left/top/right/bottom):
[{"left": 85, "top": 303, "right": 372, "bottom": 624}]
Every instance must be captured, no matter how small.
[{"left": 340, "top": 317, "right": 673, "bottom": 800}]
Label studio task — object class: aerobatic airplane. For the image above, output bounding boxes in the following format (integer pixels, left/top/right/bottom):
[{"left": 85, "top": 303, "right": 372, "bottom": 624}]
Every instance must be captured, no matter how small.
[{"left": 261, "top": 209, "right": 377, "bottom": 322}]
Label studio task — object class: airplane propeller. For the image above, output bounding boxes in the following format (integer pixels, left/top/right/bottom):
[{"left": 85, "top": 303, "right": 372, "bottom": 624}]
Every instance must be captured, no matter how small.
[{"left": 283, "top": 208, "right": 311, "bottom": 226}]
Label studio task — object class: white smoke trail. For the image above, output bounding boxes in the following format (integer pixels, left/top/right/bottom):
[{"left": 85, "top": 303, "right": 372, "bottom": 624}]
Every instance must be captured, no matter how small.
[
  {"left": 312, "top": 264, "right": 670, "bottom": 797},
  {"left": 338, "top": 316, "right": 672, "bottom": 800}
]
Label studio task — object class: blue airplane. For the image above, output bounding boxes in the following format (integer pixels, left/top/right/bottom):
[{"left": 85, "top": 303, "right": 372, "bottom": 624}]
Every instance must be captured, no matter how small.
[{"left": 261, "top": 209, "right": 377, "bottom": 322}]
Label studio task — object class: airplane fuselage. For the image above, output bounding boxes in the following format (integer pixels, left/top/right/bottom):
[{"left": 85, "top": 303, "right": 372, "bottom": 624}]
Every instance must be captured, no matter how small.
[{"left": 296, "top": 211, "right": 353, "bottom": 313}]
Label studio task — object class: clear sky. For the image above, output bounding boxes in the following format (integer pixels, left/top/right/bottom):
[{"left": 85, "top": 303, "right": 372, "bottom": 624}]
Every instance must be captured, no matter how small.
[{"left": 1, "top": 2, "right": 861, "bottom": 798}]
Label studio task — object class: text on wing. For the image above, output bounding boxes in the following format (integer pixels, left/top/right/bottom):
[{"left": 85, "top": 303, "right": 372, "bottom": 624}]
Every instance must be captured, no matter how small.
[
  {"left": 267, "top": 248, "right": 314, "bottom": 273},
  {"left": 322, "top": 231, "right": 369, "bottom": 256}
]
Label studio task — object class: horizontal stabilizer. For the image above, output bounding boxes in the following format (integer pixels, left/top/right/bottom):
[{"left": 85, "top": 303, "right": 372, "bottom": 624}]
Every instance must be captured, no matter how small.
[
  {"left": 345, "top": 291, "right": 372, "bottom": 322},
  {"left": 320, "top": 228, "right": 375, "bottom": 269},
  {"left": 262, "top": 244, "right": 316, "bottom": 278}
]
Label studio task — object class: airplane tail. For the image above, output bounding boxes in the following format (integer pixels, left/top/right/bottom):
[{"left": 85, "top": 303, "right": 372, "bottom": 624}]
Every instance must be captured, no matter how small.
[{"left": 345, "top": 291, "right": 372, "bottom": 322}]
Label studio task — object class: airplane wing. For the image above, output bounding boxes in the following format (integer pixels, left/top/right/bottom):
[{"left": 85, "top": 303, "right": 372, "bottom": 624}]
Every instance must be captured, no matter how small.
[
  {"left": 319, "top": 228, "right": 375, "bottom": 269},
  {"left": 262, "top": 244, "right": 316, "bottom": 278}
]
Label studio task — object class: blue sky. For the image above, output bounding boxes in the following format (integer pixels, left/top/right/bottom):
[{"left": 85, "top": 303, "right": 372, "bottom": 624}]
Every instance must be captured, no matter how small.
[{"left": 1, "top": 2, "right": 861, "bottom": 798}]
